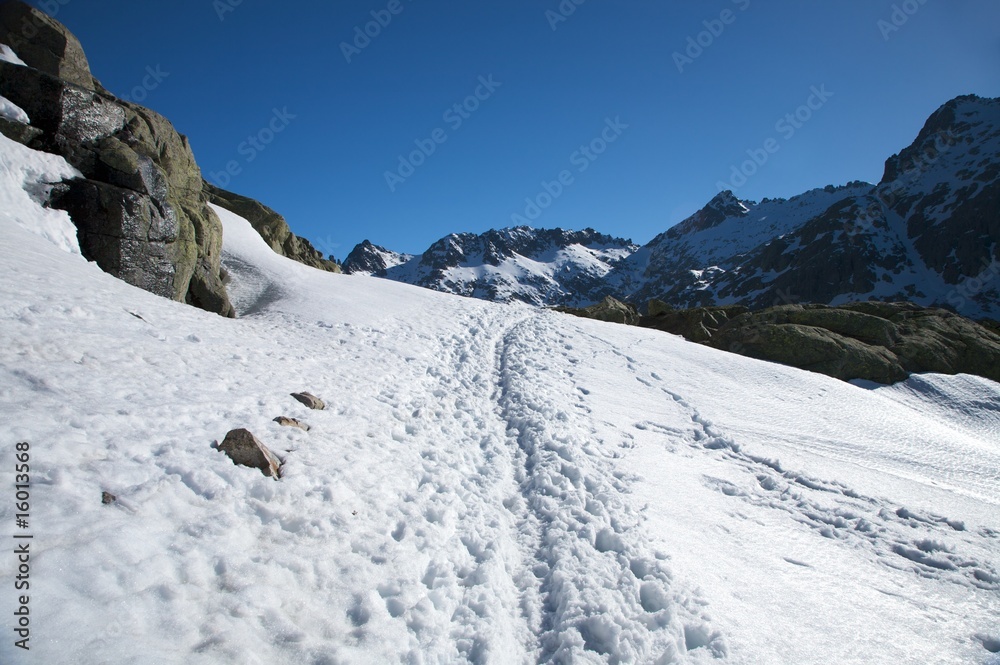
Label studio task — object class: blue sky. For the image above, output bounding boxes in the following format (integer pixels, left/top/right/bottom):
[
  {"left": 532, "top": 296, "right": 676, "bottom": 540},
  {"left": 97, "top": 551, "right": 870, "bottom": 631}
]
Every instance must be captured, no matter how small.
[{"left": 40, "top": 0, "right": 1000, "bottom": 256}]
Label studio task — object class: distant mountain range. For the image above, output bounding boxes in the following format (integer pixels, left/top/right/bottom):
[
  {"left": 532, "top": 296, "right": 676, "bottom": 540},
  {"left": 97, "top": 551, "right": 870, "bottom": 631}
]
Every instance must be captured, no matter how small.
[{"left": 344, "top": 95, "right": 1000, "bottom": 320}]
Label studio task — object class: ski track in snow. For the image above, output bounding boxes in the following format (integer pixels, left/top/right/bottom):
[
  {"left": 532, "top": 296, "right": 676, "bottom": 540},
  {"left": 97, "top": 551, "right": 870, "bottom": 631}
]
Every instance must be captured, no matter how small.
[{"left": 223, "top": 234, "right": 726, "bottom": 663}]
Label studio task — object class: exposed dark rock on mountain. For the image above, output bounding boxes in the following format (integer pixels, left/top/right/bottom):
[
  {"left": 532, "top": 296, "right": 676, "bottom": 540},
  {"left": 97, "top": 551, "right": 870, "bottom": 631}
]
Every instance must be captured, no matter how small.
[
  {"left": 343, "top": 240, "right": 412, "bottom": 277},
  {"left": 0, "top": 1, "right": 234, "bottom": 316},
  {"left": 554, "top": 296, "right": 640, "bottom": 325},
  {"left": 344, "top": 227, "right": 637, "bottom": 307},
  {"left": 205, "top": 183, "right": 341, "bottom": 274},
  {"left": 633, "top": 301, "right": 1000, "bottom": 385},
  {"left": 612, "top": 96, "right": 1000, "bottom": 319}
]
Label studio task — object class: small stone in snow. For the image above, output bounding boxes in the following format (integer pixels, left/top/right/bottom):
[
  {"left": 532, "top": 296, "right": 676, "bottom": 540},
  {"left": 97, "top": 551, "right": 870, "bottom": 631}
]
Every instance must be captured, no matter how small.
[
  {"left": 291, "top": 392, "right": 325, "bottom": 410},
  {"left": 218, "top": 428, "right": 282, "bottom": 478},
  {"left": 274, "top": 416, "right": 310, "bottom": 431}
]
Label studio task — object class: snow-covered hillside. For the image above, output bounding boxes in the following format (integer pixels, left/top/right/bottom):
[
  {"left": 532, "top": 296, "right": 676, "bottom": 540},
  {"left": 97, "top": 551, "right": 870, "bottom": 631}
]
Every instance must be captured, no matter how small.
[{"left": 1, "top": 136, "right": 999, "bottom": 664}]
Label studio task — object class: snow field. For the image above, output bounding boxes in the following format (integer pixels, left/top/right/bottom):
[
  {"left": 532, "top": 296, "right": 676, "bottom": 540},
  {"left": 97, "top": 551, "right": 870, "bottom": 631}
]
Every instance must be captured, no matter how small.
[{"left": 0, "top": 138, "right": 997, "bottom": 663}]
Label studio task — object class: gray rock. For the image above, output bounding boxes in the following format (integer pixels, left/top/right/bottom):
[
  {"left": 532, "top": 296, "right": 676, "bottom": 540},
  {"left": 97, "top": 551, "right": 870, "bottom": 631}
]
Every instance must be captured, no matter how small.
[
  {"left": 101, "top": 491, "right": 116, "bottom": 505},
  {"left": 218, "top": 428, "right": 281, "bottom": 478},
  {"left": 0, "top": 115, "right": 42, "bottom": 145},
  {"left": 0, "top": 1, "right": 94, "bottom": 90},
  {"left": 555, "top": 296, "right": 640, "bottom": 325},
  {"left": 273, "top": 416, "right": 310, "bottom": 431},
  {"left": 0, "top": 13, "right": 234, "bottom": 318},
  {"left": 291, "top": 392, "right": 326, "bottom": 410}
]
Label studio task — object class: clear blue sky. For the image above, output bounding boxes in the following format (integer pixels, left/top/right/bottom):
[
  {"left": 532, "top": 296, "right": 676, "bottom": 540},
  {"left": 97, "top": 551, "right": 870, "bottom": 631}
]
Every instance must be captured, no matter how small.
[{"left": 39, "top": 0, "right": 1000, "bottom": 256}]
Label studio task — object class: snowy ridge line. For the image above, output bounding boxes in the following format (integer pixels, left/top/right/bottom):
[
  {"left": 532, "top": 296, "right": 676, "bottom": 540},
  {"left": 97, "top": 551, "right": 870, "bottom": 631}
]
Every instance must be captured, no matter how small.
[
  {"left": 643, "top": 381, "right": 1000, "bottom": 593},
  {"left": 496, "top": 314, "right": 727, "bottom": 663}
]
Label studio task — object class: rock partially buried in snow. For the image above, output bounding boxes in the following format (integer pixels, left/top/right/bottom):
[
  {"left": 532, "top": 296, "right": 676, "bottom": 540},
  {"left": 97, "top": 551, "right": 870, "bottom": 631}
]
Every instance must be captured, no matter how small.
[
  {"left": 218, "top": 428, "right": 282, "bottom": 478},
  {"left": 273, "top": 416, "right": 310, "bottom": 432},
  {"left": 101, "top": 491, "right": 116, "bottom": 505},
  {"left": 291, "top": 392, "right": 325, "bottom": 410}
]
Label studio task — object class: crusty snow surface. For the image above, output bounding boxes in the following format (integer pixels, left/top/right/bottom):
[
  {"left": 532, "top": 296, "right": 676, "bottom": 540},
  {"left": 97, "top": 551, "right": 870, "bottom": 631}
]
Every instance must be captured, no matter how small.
[{"left": 1, "top": 139, "right": 999, "bottom": 664}]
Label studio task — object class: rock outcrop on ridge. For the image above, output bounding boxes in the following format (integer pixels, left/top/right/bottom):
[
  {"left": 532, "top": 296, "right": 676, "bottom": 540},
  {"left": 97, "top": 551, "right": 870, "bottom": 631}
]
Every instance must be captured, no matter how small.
[
  {"left": 0, "top": 1, "right": 341, "bottom": 315},
  {"left": 559, "top": 298, "right": 1000, "bottom": 385},
  {"left": 0, "top": 1, "right": 234, "bottom": 316}
]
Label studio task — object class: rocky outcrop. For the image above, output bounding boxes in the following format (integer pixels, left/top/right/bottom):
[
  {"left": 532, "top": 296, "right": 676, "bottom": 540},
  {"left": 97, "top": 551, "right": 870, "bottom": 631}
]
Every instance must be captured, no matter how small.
[
  {"left": 218, "top": 428, "right": 281, "bottom": 478},
  {"left": 205, "top": 183, "right": 341, "bottom": 273},
  {"left": 0, "top": 1, "right": 94, "bottom": 90},
  {"left": 558, "top": 298, "right": 1000, "bottom": 384},
  {"left": 0, "top": 2, "right": 233, "bottom": 316},
  {"left": 640, "top": 301, "right": 749, "bottom": 343},
  {"left": 644, "top": 302, "right": 1000, "bottom": 385},
  {"left": 554, "top": 296, "right": 640, "bottom": 325}
]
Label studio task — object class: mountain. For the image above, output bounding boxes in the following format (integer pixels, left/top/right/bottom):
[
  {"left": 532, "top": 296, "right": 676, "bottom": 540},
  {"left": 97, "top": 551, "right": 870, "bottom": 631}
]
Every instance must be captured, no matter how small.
[
  {"left": 616, "top": 94, "right": 1000, "bottom": 318},
  {"left": 344, "top": 227, "right": 637, "bottom": 307},
  {"left": 3, "top": 123, "right": 1000, "bottom": 662},
  {"left": 351, "top": 95, "right": 1000, "bottom": 320}
]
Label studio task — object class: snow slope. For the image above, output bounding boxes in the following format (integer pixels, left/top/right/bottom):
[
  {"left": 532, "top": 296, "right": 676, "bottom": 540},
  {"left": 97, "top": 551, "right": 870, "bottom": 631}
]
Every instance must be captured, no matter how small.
[{"left": 0, "top": 140, "right": 999, "bottom": 663}]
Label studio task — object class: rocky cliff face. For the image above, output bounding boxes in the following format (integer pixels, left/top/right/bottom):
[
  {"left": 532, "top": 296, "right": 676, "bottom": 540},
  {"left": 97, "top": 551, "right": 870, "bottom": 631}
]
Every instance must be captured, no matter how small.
[
  {"left": 343, "top": 227, "right": 637, "bottom": 307},
  {"left": 0, "top": 1, "right": 341, "bottom": 315},
  {"left": 0, "top": 1, "right": 234, "bottom": 316}
]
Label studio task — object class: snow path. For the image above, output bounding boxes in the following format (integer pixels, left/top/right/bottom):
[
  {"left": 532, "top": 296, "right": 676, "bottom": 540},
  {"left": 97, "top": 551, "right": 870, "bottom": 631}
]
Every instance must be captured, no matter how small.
[{"left": 220, "top": 204, "right": 725, "bottom": 662}]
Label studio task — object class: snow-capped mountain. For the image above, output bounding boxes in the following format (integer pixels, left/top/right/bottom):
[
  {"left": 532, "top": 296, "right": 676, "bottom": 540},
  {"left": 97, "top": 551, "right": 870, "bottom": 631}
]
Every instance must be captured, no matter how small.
[
  {"left": 343, "top": 227, "right": 637, "bottom": 307},
  {"left": 342, "top": 240, "right": 413, "bottom": 276},
  {"left": 350, "top": 95, "right": 1000, "bottom": 320},
  {"left": 622, "top": 94, "right": 1000, "bottom": 317}
]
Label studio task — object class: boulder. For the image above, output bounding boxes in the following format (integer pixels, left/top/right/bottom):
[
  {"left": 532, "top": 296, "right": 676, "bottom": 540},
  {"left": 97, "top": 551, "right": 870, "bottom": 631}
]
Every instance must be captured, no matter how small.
[
  {"left": 274, "top": 416, "right": 310, "bottom": 432},
  {"left": 0, "top": 1, "right": 94, "bottom": 90},
  {"left": 101, "top": 491, "right": 116, "bottom": 505},
  {"left": 555, "top": 296, "right": 640, "bottom": 325},
  {"left": 291, "top": 392, "right": 326, "bottom": 410},
  {"left": 0, "top": 115, "right": 41, "bottom": 144},
  {"left": 0, "top": 5, "right": 234, "bottom": 317},
  {"left": 641, "top": 304, "right": 748, "bottom": 343},
  {"left": 218, "top": 428, "right": 281, "bottom": 478}
]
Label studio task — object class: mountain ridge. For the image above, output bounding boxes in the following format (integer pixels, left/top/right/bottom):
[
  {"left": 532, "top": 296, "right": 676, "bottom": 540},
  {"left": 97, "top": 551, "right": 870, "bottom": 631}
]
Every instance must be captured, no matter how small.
[{"left": 346, "top": 94, "right": 1000, "bottom": 320}]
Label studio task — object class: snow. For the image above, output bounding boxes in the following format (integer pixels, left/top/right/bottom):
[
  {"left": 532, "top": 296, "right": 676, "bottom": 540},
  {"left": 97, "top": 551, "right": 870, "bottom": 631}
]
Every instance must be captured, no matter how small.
[
  {"left": 0, "top": 44, "right": 32, "bottom": 124},
  {"left": 0, "top": 133, "right": 82, "bottom": 254},
  {"left": 0, "top": 43, "right": 27, "bottom": 67},
  {"left": 0, "top": 139, "right": 998, "bottom": 664},
  {"left": 0, "top": 94, "right": 29, "bottom": 125}
]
